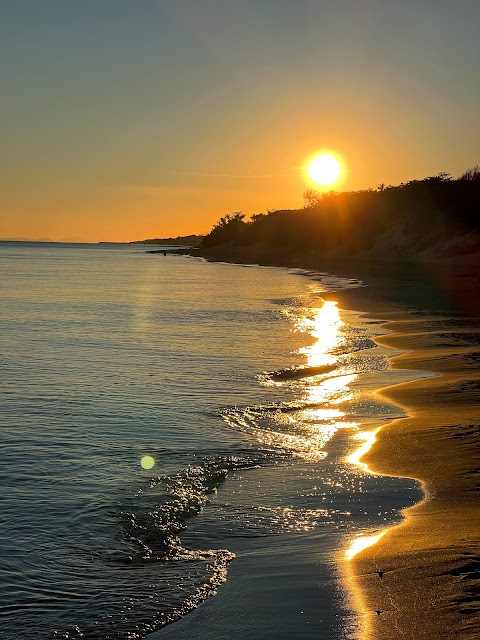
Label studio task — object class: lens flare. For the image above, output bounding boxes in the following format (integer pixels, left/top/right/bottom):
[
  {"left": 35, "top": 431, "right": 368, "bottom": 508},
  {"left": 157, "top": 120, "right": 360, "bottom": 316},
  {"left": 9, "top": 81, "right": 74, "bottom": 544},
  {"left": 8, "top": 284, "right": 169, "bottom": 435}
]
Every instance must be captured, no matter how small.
[{"left": 140, "top": 455, "right": 155, "bottom": 470}]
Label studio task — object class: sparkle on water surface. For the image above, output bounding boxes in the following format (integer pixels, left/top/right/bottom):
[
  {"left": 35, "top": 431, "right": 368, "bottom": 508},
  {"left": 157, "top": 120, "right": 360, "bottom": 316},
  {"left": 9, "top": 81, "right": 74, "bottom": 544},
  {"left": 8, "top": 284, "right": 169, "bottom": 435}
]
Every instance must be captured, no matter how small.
[{"left": 0, "top": 243, "right": 422, "bottom": 640}]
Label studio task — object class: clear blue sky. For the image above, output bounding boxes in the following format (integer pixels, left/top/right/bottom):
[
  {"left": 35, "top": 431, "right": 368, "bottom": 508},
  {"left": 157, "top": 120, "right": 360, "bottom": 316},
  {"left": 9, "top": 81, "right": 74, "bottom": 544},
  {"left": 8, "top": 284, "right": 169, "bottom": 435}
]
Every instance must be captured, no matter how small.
[{"left": 1, "top": 0, "right": 479, "bottom": 241}]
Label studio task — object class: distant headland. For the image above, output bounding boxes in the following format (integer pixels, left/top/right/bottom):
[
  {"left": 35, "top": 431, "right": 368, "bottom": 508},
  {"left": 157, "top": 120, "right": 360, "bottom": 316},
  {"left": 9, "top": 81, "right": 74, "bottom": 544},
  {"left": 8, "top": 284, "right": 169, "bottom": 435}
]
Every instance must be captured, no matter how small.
[{"left": 130, "top": 234, "right": 204, "bottom": 247}]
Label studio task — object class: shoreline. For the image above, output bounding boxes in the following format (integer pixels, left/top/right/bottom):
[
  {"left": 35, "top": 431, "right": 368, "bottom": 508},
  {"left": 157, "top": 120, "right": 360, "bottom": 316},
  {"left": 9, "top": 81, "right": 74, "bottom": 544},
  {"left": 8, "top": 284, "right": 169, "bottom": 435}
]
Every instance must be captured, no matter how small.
[
  {"left": 156, "top": 246, "right": 480, "bottom": 638},
  {"left": 319, "top": 249, "right": 480, "bottom": 636},
  {"left": 343, "top": 310, "right": 480, "bottom": 639},
  {"left": 306, "top": 265, "right": 480, "bottom": 639},
  {"left": 146, "top": 278, "right": 423, "bottom": 640},
  {"left": 308, "top": 264, "right": 479, "bottom": 639}
]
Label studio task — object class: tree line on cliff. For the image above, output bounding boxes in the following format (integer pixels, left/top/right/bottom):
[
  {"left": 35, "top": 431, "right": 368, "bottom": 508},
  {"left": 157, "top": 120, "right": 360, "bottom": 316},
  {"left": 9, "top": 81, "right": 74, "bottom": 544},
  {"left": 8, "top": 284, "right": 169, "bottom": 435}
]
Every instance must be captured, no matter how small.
[
  {"left": 201, "top": 167, "right": 480, "bottom": 256},
  {"left": 131, "top": 234, "right": 204, "bottom": 246}
]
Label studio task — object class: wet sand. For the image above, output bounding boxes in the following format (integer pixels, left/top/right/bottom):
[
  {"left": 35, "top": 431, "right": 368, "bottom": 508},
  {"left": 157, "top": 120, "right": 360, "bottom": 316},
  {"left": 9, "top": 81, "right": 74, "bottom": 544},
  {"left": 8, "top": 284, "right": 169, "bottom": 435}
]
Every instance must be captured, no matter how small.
[{"left": 330, "top": 260, "right": 480, "bottom": 640}]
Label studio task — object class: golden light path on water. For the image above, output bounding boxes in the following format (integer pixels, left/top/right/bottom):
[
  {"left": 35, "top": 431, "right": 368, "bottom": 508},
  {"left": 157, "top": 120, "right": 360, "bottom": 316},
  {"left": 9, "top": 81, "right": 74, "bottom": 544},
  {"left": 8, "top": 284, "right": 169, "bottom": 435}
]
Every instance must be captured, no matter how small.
[
  {"left": 276, "top": 298, "right": 393, "bottom": 633},
  {"left": 294, "top": 301, "right": 360, "bottom": 458},
  {"left": 255, "top": 298, "right": 384, "bottom": 484},
  {"left": 228, "top": 297, "right": 384, "bottom": 534},
  {"left": 223, "top": 290, "right": 394, "bottom": 627},
  {"left": 287, "top": 300, "right": 390, "bottom": 559},
  {"left": 295, "top": 300, "right": 343, "bottom": 367},
  {"left": 298, "top": 302, "right": 388, "bottom": 561},
  {"left": 251, "top": 299, "right": 362, "bottom": 461}
]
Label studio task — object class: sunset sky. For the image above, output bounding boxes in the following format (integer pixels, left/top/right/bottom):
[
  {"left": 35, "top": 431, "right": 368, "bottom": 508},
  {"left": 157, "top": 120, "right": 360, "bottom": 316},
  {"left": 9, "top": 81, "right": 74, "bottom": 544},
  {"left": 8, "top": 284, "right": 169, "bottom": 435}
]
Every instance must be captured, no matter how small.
[{"left": 1, "top": 1, "right": 479, "bottom": 242}]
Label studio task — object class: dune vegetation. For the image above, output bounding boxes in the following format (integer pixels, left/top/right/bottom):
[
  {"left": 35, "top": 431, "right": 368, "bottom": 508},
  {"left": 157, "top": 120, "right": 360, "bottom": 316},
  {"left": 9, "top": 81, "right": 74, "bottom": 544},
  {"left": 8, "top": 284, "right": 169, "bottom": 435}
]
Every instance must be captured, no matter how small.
[{"left": 202, "top": 167, "right": 480, "bottom": 258}]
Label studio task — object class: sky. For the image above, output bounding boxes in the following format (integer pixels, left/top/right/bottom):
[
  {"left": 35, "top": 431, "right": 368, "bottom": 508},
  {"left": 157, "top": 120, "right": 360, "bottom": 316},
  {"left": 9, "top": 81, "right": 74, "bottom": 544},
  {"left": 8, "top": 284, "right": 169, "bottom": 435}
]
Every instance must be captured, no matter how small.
[{"left": 1, "top": 0, "right": 479, "bottom": 242}]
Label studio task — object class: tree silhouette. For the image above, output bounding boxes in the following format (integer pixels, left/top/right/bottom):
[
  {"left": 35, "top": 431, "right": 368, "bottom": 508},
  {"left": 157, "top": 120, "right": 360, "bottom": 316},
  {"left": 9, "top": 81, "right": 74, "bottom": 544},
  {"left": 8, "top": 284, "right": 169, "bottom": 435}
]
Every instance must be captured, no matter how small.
[
  {"left": 200, "top": 168, "right": 480, "bottom": 256},
  {"left": 202, "top": 212, "right": 247, "bottom": 247}
]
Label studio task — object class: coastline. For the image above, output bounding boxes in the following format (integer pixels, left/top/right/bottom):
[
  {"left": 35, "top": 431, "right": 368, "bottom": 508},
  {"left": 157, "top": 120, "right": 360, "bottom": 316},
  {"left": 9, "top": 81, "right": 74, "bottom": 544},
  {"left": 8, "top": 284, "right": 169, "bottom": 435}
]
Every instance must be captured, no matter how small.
[
  {"left": 157, "top": 245, "right": 480, "bottom": 638},
  {"left": 336, "top": 289, "right": 480, "bottom": 639}
]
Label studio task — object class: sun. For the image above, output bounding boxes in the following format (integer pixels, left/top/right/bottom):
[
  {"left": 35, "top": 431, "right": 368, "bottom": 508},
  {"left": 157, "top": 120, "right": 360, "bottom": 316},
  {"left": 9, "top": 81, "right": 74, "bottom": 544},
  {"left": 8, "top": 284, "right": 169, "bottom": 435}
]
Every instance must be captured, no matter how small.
[{"left": 306, "top": 153, "right": 343, "bottom": 187}]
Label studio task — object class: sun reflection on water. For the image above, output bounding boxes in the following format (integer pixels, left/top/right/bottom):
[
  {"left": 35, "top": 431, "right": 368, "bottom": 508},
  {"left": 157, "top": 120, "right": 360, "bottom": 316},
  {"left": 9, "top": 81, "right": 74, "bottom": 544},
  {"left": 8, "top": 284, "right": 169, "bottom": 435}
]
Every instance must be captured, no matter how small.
[
  {"left": 295, "top": 300, "right": 345, "bottom": 367},
  {"left": 259, "top": 299, "right": 360, "bottom": 460},
  {"left": 304, "top": 373, "right": 357, "bottom": 405},
  {"left": 225, "top": 299, "right": 362, "bottom": 461},
  {"left": 281, "top": 298, "right": 393, "bottom": 635},
  {"left": 288, "top": 301, "right": 359, "bottom": 458}
]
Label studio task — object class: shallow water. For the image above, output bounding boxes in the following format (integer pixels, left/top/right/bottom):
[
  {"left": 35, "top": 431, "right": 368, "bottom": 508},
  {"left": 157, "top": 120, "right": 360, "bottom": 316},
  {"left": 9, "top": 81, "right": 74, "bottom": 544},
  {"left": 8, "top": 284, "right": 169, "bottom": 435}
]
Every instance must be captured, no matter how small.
[{"left": 0, "top": 242, "right": 422, "bottom": 639}]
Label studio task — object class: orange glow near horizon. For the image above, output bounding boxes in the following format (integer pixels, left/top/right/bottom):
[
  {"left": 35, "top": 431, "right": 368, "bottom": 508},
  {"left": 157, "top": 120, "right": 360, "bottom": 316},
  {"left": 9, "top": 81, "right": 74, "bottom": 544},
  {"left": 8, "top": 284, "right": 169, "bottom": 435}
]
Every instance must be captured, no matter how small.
[{"left": 1, "top": 2, "right": 478, "bottom": 244}]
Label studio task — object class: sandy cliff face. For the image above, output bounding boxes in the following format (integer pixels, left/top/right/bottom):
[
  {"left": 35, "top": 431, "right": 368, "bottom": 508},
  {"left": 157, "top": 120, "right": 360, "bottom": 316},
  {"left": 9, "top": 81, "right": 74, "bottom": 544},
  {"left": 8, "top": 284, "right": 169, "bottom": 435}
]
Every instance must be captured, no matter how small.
[{"left": 359, "top": 222, "right": 480, "bottom": 262}]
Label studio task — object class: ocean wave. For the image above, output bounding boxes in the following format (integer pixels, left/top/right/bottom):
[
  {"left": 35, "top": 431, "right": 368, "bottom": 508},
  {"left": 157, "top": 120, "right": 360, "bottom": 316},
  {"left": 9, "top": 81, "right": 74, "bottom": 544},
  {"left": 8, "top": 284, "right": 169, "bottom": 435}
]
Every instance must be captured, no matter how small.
[{"left": 50, "top": 450, "right": 296, "bottom": 639}]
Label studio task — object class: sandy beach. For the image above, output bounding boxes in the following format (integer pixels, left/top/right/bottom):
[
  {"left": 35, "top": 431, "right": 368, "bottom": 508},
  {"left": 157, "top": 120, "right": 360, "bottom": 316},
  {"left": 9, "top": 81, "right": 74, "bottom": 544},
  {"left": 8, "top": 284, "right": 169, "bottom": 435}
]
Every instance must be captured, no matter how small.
[
  {"left": 334, "top": 276, "right": 480, "bottom": 639},
  {"left": 169, "top": 246, "right": 480, "bottom": 639}
]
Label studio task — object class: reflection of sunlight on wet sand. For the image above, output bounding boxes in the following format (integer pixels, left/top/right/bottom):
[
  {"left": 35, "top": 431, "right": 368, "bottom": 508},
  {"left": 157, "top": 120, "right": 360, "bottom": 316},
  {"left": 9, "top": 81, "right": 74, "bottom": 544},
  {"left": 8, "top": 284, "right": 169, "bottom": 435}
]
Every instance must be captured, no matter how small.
[
  {"left": 342, "top": 530, "right": 389, "bottom": 640},
  {"left": 346, "top": 429, "right": 380, "bottom": 474},
  {"left": 343, "top": 429, "right": 387, "bottom": 637},
  {"left": 345, "top": 529, "right": 387, "bottom": 560}
]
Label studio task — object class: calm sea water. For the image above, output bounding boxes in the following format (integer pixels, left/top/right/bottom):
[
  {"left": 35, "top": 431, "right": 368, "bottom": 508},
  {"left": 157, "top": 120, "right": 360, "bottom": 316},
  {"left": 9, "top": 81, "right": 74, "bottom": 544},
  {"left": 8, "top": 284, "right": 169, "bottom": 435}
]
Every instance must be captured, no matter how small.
[{"left": 0, "top": 242, "right": 422, "bottom": 639}]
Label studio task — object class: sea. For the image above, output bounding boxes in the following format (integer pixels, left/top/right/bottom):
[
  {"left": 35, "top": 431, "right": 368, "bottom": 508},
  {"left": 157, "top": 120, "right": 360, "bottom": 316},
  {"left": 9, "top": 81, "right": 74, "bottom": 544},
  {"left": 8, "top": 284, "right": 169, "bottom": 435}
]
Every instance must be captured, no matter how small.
[{"left": 0, "top": 242, "right": 423, "bottom": 640}]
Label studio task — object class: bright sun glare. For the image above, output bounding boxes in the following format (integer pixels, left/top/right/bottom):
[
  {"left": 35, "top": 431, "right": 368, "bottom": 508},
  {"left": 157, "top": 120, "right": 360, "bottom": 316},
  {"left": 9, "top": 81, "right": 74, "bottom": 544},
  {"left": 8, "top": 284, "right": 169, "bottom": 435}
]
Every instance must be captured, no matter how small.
[{"left": 306, "top": 153, "right": 343, "bottom": 187}]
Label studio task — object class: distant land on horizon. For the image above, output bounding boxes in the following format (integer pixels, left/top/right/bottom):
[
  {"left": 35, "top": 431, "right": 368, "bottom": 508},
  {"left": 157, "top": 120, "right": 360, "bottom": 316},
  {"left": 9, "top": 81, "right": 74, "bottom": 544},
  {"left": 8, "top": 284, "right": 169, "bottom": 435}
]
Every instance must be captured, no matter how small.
[
  {"left": 0, "top": 237, "right": 88, "bottom": 243},
  {"left": 1, "top": 237, "right": 54, "bottom": 242},
  {"left": 130, "top": 234, "right": 204, "bottom": 247},
  {"left": 0, "top": 238, "right": 130, "bottom": 245}
]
